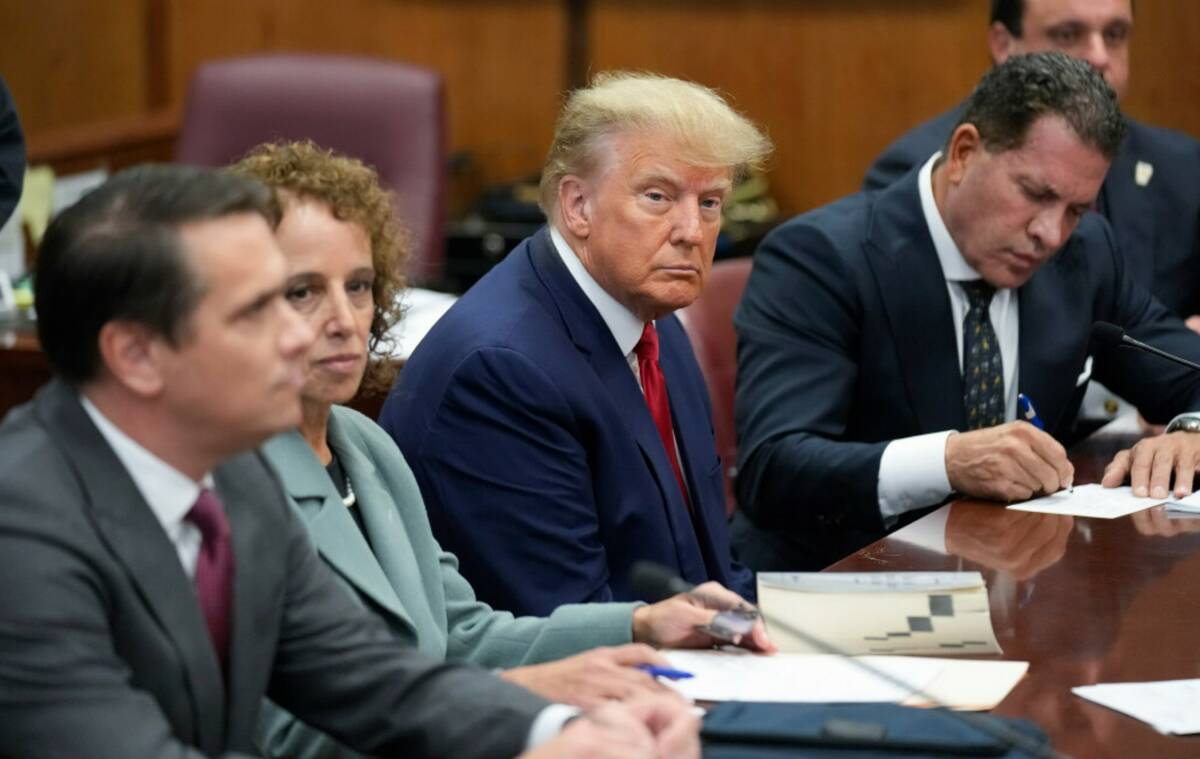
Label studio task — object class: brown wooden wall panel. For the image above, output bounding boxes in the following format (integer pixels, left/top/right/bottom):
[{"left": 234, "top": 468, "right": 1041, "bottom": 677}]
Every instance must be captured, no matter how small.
[
  {"left": 590, "top": 0, "right": 1200, "bottom": 215},
  {"left": 3, "top": 1, "right": 1199, "bottom": 219},
  {"left": 590, "top": 0, "right": 989, "bottom": 214},
  {"left": 165, "top": 0, "right": 564, "bottom": 189},
  {"left": 1124, "top": 1, "right": 1200, "bottom": 136},
  {"left": 0, "top": 0, "right": 149, "bottom": 133}
]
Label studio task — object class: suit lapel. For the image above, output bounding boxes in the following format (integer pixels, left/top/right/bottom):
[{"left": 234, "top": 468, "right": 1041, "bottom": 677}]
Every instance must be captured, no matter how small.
[
  {"left": 863, "top": 173, "right": 967, "bottom": 432},
  {"left": 35, "top": 381, "right": 226, "bottom": 751},
  {"left": 1102, "top": 126, "right": 1156, "bottom": 289},
  {"left": 528, "top": 231, "right": 705, "bottom": 578},
  {"left": 264, "top": 430, "right": 412, "bottom": 628},
  {"left": 1017, "top": 243, "right": 1090, "bottom": 436},
  {"left": 657, "top": 317, "right": 726, "bottom": 581},
  {"left": 214, "top": 456, "right": 279, "bottom": 747}
]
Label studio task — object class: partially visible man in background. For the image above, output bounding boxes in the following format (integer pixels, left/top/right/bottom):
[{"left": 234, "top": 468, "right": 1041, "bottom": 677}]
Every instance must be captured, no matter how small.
[{"left": 865, "top": 0, "right": 1200, "bottom": 326}]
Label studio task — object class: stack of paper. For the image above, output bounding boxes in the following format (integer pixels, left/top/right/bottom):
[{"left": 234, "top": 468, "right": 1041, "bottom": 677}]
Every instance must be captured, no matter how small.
[
  {"left": 662, "top": 649, "right": 1028, "bottom": 711},
  {"left": 1164, "top": 491, "right": 1200, "bottom": 517},
  {"left": 1073, "top": 679, "right": 1200, "bottom": 734},
  {"left": 756, "top": 572, "right": 1001, "bottom": 656}
]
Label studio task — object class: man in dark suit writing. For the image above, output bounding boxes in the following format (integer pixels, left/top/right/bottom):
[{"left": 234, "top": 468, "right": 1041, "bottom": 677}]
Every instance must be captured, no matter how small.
[
  {"left": 0, "top": 165, "right": 697, "bottom": 759},
  {"left": 734, "top": 52, "right": 1200, "bottom": 571},
  {"left": 864, "top": 0, "right": 1200, "bottom": 326}
]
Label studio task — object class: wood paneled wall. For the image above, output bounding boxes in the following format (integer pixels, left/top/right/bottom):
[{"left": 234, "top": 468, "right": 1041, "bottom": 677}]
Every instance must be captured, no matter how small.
[{"left": 2, "top": 0, "right": 1198, "bottom": 216}]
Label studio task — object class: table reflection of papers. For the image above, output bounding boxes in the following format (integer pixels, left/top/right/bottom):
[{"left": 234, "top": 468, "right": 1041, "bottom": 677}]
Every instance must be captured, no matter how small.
[
  {"left": 663, "top": 649, "right": 1028, "bottom": 710},
  {"left": 757, "top": 572, "right": 1002, "bottom": 656},
  {"left": 1073, "top": 679, "right": 1200, "bottom": 735}
]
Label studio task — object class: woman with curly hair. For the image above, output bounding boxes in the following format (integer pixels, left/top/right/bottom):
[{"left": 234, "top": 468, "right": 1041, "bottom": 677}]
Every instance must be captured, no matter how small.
[{"left": 231, "top": 141, "right": 754, "bottom": 759}]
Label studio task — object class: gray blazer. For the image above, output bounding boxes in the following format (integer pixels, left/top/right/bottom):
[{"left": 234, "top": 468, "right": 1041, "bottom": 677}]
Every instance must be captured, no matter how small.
[
  {"left": 257, "top": 405, "right": 638, "bottom": 758},
  {"left": 0, "top": 381, "right": 549, "bottom": 759}
]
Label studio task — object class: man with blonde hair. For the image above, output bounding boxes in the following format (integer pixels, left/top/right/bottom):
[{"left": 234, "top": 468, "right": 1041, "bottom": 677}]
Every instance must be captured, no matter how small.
[{"left": 382, "top": 72, "right": 772, "bottom": 615}]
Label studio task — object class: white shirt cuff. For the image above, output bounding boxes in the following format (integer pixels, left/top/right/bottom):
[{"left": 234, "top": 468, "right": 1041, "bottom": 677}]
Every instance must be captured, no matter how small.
[
  {"left": 878, "top": 430, "right": 955, "bottom": 522},
  {"left": 525, "top": 704, "right": 582, "bottom": 751}
]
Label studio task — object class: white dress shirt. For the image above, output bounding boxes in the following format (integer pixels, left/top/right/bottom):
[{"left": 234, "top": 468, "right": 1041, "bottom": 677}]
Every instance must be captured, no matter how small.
[
  {"left": 549, "top": 227, "right": 691, "bottom": 496},
  {"left": 550, "top": 226, "right": 645, "bottom": 379},
  {"left": 876, "top": 153, "right": 1020, "bottom": 520},
  {"left": 80, "top": 396, "right": 209, "bottom": 578}
]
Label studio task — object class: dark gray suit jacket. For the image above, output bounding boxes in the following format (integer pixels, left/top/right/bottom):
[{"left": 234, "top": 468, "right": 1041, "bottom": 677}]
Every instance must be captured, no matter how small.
[
  {"left": 0, "top": 381, "right": 548, "bottom": 759},
  {"left": 863, "top": 106, "right": 1200, "bottom": 318},
  {"left": 733, "top": 170, "right": 1200, "bottom": 571}
]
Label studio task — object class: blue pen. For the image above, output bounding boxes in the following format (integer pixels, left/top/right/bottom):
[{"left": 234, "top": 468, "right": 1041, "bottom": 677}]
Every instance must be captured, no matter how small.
[
  {"left": 635, "top": 664, "right": 694, "bottom": 680},
  {"left": 1017, "top": 393, "right": 1045, "bottom": 430},
  {"left": 1018, "top": 392, "right": 1073, "bottom": 492}
]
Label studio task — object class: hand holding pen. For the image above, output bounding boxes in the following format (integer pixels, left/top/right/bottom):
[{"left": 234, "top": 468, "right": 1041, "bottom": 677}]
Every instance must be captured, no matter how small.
[{"left": 945, "top": 395, "right": 1074, "bottom": 502}]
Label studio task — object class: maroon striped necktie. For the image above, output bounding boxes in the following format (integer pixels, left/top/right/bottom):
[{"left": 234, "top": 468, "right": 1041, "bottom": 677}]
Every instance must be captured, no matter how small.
[
  {"left": 634, "top": 322, "right": 692, "bottom": 512},
  {"left": 187, "top": 489, "right": 234, "bottom": 670}
]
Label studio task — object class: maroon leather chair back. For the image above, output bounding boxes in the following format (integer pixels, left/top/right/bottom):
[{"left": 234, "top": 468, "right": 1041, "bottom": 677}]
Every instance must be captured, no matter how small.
[
  {"left": 679, "top": 257, "right": 753, "bottom": 516},
  {"left": 176, "top": 54, "right": 446, "bottom": 284}
]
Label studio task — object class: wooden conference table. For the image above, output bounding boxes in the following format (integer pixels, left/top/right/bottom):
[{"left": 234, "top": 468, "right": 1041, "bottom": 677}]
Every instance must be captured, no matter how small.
[{"left": 828, "top": 431, "right": 1200, "bottom": 758}]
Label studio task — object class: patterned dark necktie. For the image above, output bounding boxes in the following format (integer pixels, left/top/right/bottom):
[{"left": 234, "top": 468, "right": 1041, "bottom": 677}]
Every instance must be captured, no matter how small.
[
  {"left": 634, "top": 323, "right": 692, "bottom": 511},
  {"left": 187, "top": 489, "right": 234, "bottom": 670},
  {"left": 961, "top": 280, "right": 1005, "bottom": 430}
]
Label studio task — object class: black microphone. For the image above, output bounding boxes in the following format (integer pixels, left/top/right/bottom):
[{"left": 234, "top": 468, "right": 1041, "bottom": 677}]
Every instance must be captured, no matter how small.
[
  {"left": 630, "top": 561, "right": 1062, "bottom": 759},
  {"left": 1092, "top": 321, "right": 1200, "bottom": 372},
  {"left": 631, "top": 561, "right": 697, "bottom": 601}
]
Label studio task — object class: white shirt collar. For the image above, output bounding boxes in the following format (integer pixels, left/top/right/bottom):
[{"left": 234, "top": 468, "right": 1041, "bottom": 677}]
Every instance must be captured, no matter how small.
[
  {"left": 918, "top": 152, "right": 987, "bottom": 283},
  {"left": 80, "top": 395, "right": 210, "bottom": 540},
  {"left": 549, "top": 225, "right": 646, "bottom": 357}
]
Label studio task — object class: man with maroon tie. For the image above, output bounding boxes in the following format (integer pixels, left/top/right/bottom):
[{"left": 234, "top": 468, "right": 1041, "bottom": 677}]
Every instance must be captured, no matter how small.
[
  {"left": 383, "top": 72, "right": 772, "bottom": 615},
  {"left": 0, "top": 164, "right": 699, "bottom": 759}
]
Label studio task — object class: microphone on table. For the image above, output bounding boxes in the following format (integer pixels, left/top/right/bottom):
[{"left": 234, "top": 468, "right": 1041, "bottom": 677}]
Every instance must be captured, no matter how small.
[
  {"left": 1091, "top": 321, "right": 1200, "bottom": 372},
  {"left": 630, "top": 561, "right": 1062, "bottom": 759}
]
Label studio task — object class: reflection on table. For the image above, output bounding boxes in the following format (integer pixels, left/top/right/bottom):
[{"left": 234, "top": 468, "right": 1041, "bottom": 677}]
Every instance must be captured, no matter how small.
[{"left": 827, "top": 430, "right": 1200, "bottom": 758}]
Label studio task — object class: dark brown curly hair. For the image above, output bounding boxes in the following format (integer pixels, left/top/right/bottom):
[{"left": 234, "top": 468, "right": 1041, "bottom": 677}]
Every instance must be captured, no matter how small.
[{"left": 229, "top": 140, "right": 410, "bottom": 393}]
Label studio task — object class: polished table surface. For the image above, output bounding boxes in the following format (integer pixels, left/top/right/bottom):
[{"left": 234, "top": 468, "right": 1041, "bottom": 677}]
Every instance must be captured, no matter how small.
[{"left": 827, "top": 430, "right": 1200, "bottom": 758}]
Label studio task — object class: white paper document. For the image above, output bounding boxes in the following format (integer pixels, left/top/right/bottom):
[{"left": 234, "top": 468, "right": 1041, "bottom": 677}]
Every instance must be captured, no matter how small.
[
  {"left": 1164, "top": 490, "right": 1200, "bottom": 515},
  {"left": 1007, "top": 483, "right": 1162, "bottom": 519},
  {"left": 1072, "top": 679, "right": 1200, "bottom": 735},
  {"left": 661, "top": 649, "right": 1028, "bottom": 710}
]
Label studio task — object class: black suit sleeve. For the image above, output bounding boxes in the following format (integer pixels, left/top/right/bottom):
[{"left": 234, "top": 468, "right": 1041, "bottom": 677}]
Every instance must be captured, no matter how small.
[
  {"left": 1088, "top": 220, "right": 1200, "bottom": 421},
  {"left": 734, "top": 220, "right": 888, "bottom": 533}
]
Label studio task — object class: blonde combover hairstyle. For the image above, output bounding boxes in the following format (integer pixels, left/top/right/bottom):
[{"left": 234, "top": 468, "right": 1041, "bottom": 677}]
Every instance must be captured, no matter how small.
[
  {"left": 539, "top": 71, "right": 773, "bottom": 217},
  {"left": 229, "top": 140, "right": 411, "bottom": 394}
]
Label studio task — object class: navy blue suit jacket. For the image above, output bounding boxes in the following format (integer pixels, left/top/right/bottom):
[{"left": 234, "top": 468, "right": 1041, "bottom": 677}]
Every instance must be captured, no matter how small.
[
  {"left": 381, "top": 229, "right": 754, "bottom": 615},
  {"left": 733, "top": 168, "right": 1200, "bottom": 570},
  {"left": 863, "top": 106, "right": 1200, "bottom": 318}
]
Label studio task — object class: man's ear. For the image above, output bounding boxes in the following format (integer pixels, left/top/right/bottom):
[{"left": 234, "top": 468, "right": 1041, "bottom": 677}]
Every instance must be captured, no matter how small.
[
  {"left": 987, "top": 21, "right": 1018, "bottom": 65},
  {"left": 96, "top": 321, "right": 167, "bottom": 398},
  {"left": 557, "top": 175, "right": 592, "bottom": 239},
  {"left": 943, "top": 123, "right": 984, "bottom": 185}
]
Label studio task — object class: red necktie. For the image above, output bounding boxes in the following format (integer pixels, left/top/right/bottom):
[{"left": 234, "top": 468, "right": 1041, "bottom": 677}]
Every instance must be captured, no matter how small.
[
  {"left": 634, "top": 323, "right": 691, "bottom": 511},
  {"left": 187, "top": 489, "right": 234, "bottom": 670}
]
